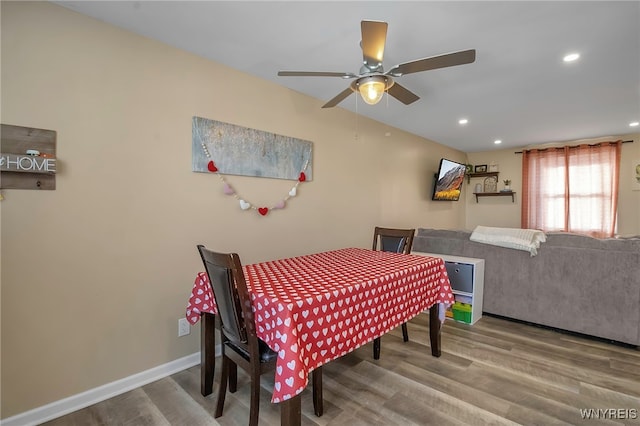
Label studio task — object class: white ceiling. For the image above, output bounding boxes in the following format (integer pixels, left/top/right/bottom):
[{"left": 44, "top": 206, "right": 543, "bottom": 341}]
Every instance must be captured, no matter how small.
[{"left": 54, "top": 1, "right": 640, "bottom": 153}]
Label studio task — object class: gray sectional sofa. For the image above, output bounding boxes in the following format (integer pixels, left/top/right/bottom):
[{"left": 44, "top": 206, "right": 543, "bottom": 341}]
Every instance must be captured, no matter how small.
[{"left": 412, "top": 228, "right": 640, "bottom": 346}]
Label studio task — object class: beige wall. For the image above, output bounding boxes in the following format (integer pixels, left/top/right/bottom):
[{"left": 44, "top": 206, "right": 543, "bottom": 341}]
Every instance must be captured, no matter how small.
[
  {"left": 466, "top": 135, "right": 640, "bottom": 233},
  {"left": 0, "top": 2, "right": 466, "bottom": 418},
  {"left": 618, "top": 136, "right": 640, "bottom": 235},
  {"left": 465, "top": 149, "right": 523, "bottom": 229}
]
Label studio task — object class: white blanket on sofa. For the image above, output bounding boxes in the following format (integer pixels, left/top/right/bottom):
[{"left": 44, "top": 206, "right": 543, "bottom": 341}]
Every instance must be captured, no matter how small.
[{"left": 470, "top": 226, "right": 547, "bottom": 256}]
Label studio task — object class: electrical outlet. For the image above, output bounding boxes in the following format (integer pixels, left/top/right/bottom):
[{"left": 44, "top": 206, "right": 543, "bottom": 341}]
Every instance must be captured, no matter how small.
[{"left": 178, "top": 318, "right": 191, "bottom": 337}]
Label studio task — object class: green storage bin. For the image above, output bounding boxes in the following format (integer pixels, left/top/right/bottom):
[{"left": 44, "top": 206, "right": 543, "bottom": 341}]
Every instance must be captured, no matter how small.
[{"left": 452, "top": 302, "right": 472, "bottom": 323}]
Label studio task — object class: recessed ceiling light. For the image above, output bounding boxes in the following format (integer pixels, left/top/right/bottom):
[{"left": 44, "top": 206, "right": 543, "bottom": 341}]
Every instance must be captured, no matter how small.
[
  {"left": 563, "top": 53, "right": 580, "bottom": 62},
  {"left": 494, "top": 140, "right": 502, "bottom": 145},
  {"left": 630, "top": 121, "right": 639, "bottom": 127},
  {"left": 458, "top": 118, "right": 468, "bottom": 125}
]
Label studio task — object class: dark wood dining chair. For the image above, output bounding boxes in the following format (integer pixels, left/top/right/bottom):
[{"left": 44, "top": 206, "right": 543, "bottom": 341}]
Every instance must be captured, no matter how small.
[
  {"left": 371, "top": 227, "right": 415, "bottom": 360},
  {"left": 197, "top": 245, "right": 323, "bottom": 426}
]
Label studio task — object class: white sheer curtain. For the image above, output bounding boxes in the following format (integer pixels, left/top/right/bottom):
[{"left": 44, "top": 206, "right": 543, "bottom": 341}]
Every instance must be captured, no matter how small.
[{"left": 521, "top": 141, "right": 621, "bottom": 238}]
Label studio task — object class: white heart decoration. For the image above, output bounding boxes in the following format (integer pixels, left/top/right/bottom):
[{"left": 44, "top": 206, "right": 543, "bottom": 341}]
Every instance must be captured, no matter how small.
[
  {"left": 239, "top": 199, "right": 251, "bottom": 210},
  {"left": 289, "top": 187, "right": 297, "bottom": 197}
]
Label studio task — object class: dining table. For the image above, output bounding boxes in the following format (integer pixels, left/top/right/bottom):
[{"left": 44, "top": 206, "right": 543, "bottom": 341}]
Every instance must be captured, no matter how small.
[{"left": 186, "top": 247, "right": 454, "bottom": 426}]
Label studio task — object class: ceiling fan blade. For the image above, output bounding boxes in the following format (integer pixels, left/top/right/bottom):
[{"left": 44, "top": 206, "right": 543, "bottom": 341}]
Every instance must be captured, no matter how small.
[
  {"left": 386, "top": 83, "right": 420, "bottom": 105},
  {"left": 361, "top": 20, "right": 388, "bottom": 71},
  {"left": 278, "top": 71, "right": 357, "bottom": 78},
  {"left": 387, "top": 49, "right": 476, "bottom": 76},
  {"left": 322, "top": 87, "right": 354, "bottom": 108}
]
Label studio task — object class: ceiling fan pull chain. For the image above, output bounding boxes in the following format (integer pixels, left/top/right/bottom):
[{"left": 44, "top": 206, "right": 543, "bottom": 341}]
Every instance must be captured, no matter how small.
[{"left": 355, "top": 92, "right": 359, "bottom": 137}]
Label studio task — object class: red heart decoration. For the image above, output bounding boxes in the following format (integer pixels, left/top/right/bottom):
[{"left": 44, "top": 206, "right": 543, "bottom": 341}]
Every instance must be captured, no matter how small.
[
  {"left": 298, "top": 172, "right": 306, "bottom": 182},
  {"left": 207, "top": 161, "right": 218, "bottom": 172},
  {"left": 258, "top": 207, "right": 269, "bottom": 216}
]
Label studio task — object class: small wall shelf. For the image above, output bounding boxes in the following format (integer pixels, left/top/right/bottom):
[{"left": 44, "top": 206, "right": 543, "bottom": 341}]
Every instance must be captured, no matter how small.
[
  {"left": 466, "top": 171, "right": 499, "bottom": 183},
  {"left": 473, "top": 191, "right": 516, "bottom": 202}
]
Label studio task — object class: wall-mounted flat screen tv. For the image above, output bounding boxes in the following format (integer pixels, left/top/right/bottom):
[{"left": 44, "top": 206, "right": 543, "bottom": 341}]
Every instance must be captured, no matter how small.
[{"left": 432, "top": 158, "right": 466, "bottom": 201}]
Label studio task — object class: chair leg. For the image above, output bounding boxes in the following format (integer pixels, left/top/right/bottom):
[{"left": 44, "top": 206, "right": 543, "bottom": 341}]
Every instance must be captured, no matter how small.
[
  {"left": 312, "top": 366, "right": 323, "bottom": 417},
  {"left": 402, "top": 322, "right": 409, "bottom": 342},
  {"left": 229, "top": 360, "right": 238, "bottom": 393},
  {"left": 215, "top": 354, "right": 229, "bottom": 418},
  {"left": 373, "top": 337, "right": 381, "bottom": 360},
  {"left": 249, "top": 369, "right": 261, "bottom": 426}
]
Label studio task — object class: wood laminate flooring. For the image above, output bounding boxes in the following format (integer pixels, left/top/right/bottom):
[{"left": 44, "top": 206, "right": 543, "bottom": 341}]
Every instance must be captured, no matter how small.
[{"left": 43, "top": 315, "right": 640, "bottom": 425}]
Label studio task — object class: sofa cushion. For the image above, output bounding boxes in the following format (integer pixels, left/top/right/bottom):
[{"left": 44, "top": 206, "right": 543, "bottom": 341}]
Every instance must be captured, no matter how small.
[{"left": 546, "top": 232, "right": 640, "bottom": 252}]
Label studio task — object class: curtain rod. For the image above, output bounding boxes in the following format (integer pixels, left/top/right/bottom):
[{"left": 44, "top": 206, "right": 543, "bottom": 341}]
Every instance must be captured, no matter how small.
[{"left": 514, "top": 139, "right": 633, "bottom": 154}]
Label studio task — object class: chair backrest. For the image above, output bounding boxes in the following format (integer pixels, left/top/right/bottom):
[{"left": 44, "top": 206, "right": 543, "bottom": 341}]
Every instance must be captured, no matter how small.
[
  {"left": 197, "top": 245, "right": 256, "bottom": 345},
  {"left": 372, "top": 227, "right": 415, "bottom": 254}
]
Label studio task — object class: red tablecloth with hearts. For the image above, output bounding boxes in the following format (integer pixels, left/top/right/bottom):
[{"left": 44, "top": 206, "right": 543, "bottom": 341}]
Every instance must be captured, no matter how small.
[{"left": 186, "top": 247, "right": 454, "bottom": 403}]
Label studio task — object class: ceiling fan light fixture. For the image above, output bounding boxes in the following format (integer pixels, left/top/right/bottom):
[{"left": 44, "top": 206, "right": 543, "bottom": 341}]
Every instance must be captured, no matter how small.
[{"left": 356, "top": 75, "right": 392, "bottom": 105}]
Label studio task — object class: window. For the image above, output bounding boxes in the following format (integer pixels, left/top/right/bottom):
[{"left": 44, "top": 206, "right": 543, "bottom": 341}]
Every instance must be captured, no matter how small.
[{"left": 521, "top": 141, "right": 621, "bottom": 238}]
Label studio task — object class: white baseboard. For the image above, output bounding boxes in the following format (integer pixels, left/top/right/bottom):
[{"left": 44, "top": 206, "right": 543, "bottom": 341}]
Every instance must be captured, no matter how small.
[{"left": 1, "top": 350, "right": 211, "bottom": 426}]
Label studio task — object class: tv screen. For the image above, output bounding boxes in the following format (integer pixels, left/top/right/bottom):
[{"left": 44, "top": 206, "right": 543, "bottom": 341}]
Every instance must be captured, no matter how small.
[{"left": 432, "top": 158, "right": 466, "bottom": 201}]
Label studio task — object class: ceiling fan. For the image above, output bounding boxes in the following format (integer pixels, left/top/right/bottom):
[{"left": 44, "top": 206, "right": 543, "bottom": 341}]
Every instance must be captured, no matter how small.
[{"left": 278, "top": 20, "right": 476, "bottom": 108}]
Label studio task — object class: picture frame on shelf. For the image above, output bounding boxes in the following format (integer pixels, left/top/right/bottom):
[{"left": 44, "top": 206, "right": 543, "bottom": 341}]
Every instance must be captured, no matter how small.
[
  {"left": 483, "top": 175, "right": 498, "bottom": 192},
  {"left": 474, "top": 164, "right": 487, "bottom": 173}
]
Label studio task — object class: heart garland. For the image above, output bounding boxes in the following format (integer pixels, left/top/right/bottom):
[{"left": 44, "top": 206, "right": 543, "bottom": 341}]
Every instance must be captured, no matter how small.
[{"left": 201, "top": 142, "right": 309, "bottom": 216}]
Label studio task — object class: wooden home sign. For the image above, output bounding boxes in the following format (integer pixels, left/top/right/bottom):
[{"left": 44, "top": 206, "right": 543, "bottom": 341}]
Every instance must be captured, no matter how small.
[{"left": 0, "top": 124, "right": 57, "bottom": 190}]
